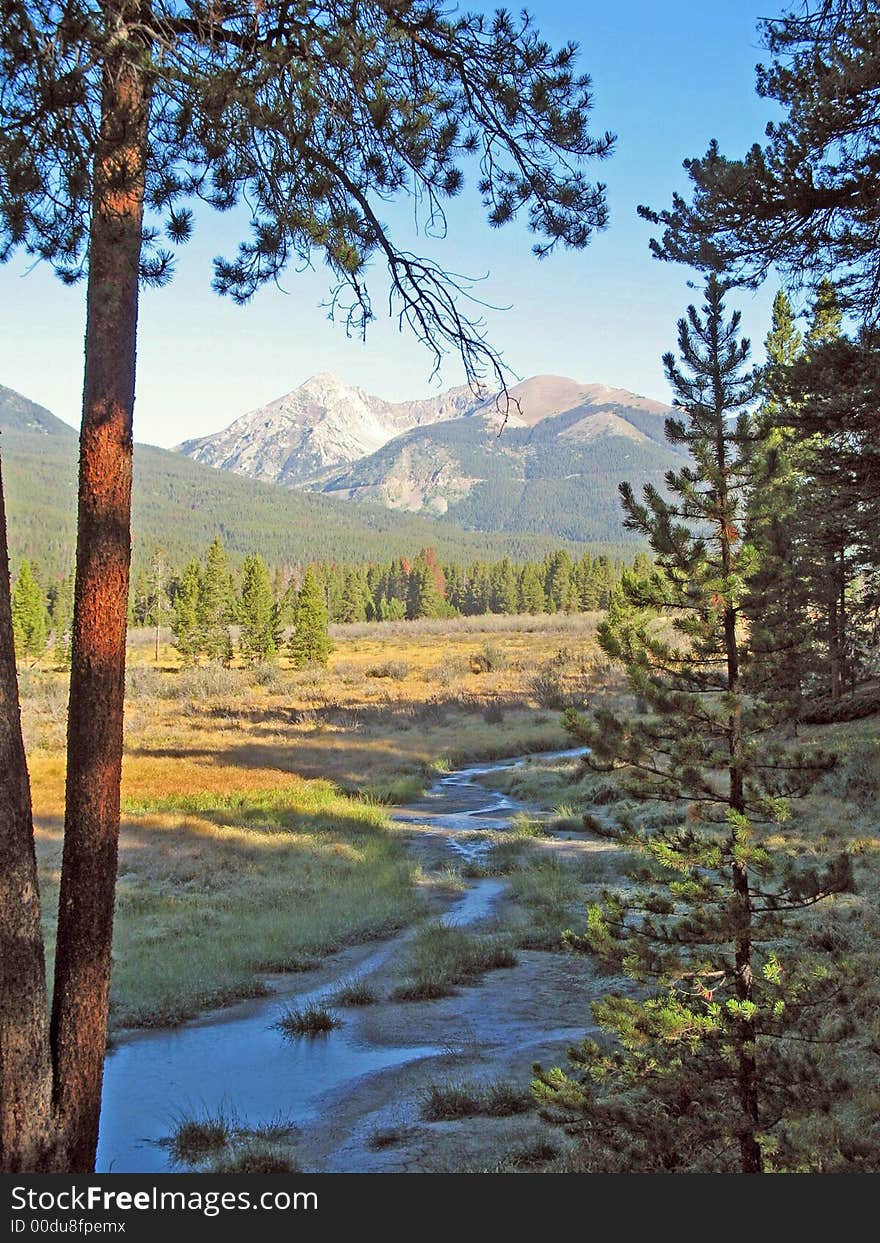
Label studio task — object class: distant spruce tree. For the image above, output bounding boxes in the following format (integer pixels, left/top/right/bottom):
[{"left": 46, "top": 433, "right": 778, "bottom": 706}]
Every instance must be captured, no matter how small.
[
  {"left": 199, "top": 537, "right": 234, "bottom": 665},
  {"left": 290, "top": 566, "right": 332, "bottom": 669},
  {"left": 171, "top": 560, "right": 202, "bottom": 667},
  {"left": 238, "top": 554, "right": 280, "bottom": 664},
  {"left": 49, "top": 574, "right": 74, "bottom": 670},
  {"left": 545, "top": 549, "right": 573, "bottom": 612},
  {"left": 490, "top": 558, "right": 519, "bottom": 615},
  {"left": 534, "top": 277, "right": 855, "bottom": 1173},
  {"left": 407, "top": 550, "right": 449, "bottom": 620},
  {"left": 339, "top": 568, "right": 369, "bottom": 625},
  {"left": 11, "top": 559, "right": 47, "bottom": 664},
  {"left": 519, "top": 562, "right": 547, "bottom": 613}
]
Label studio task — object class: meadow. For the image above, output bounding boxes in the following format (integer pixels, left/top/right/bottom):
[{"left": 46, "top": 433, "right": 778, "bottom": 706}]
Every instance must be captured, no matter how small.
[{"left": 21, "top": 613, "right": 610, "bottom": 1031}]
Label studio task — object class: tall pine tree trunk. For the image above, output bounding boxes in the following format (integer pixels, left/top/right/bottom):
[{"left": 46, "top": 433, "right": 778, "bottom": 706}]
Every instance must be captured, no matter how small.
[
  {"left": 0, "top": 461, "right": 55, "bottom": 1172},
  {"left": 49, "top": 9, "right": 148, "bottom": 1173},
  {"left": 715, "top": 356, "right": 763, "bottom": 1174}
]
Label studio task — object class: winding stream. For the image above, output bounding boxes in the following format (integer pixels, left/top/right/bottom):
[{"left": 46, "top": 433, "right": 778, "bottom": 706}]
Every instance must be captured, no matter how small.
[{"left": 95, "top": 747, "right": 584, "bottom": 1173}]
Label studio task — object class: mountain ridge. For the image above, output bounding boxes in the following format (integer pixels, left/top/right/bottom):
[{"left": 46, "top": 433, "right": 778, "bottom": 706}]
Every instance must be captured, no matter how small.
[
  {"left": 0, "top": 382, "right": 624, "bottom": 580},
  {"left": 174, "top": 371, "right": 679, "bottom": 544}
]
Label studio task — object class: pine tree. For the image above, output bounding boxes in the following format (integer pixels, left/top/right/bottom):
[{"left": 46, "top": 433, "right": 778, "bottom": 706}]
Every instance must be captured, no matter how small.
[
  {"left": 11, "top": 559, "right": 47, "bottom": 665},
  {"left": 641, "top": 4, "right": 880, "bottom": 322},
  {"left": 407, "top": 552, "right": 449, "bottom": 620},
  {"left": 147, "top": 548, "right": 168, "bottom": 664},
  {"left": 199, "top": 537, "right": 233, "bottom": 665},
  {"left": 491, "top": 557, "right": 519, "bottom": 615},
  {"left": 171, "top": 561, "right": 202, "bottom": 667},
  {"left": 239, "top": 554, "right": 280, "bottom": 664},
  {"left": 339, "top": 568, "right": 369, "bottom": 625},
  {"left": 534, "top": 277, "right": 855, "bottom": 1173},
  {"left": 49, "top": 574, "right": 74, "bottom": 670},
  {"left": 741, "top": 290, "right": 811, "bottom": 721},
  {"left": 545, "top": 550, "right": 573, "bottom": 612},
  {"left": 289, "top": 566, "right": 333, "bottom": 669},
  {"left": 519, "top": 563, "right": 547, "bottom": 613}
]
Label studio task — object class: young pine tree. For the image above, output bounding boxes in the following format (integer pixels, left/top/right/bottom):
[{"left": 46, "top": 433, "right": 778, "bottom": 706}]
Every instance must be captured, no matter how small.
[
  {"left": 171, "top": 561, "right": 203, "bottom": 667},
  {"left": 238, "top": 554, "right": 280, "bottom": 664},
  {"left": 11, "top": 560, "right": 47, "bottom": 665},
  {"left": 534, "top": 277, "right": 855, "bottom": 1173},
  {"left": 198, "top": 537, "right": 234, "bottom": 665},
  {"left": 289, "top": 566, "right": 333, "bottom": 669}
]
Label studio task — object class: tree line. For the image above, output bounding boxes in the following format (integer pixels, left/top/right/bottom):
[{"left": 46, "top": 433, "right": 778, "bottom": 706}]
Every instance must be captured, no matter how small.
[{"left": 8, "top": 541, "right": 646, "bottom": 669}]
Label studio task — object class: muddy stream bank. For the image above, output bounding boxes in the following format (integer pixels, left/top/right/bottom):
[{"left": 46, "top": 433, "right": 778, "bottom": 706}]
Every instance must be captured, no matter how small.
[{"left": 97, "top": 748, "right": 602, "bottom": 1173}]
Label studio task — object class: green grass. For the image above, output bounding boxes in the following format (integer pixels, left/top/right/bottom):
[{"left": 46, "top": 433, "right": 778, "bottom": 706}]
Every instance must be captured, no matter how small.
[
  {"left": 84, "top": 784, "right": 425, "bottom": 1030},
  {"left": 507, "top": 856, "right": 583, "bottom": 950},
  {"left": 393, "top": 923, "right": 517, "bottom": 1001},
  {"left": 358, "top": 774, "right": 427, "bottom": 805},
  {"left": 210, "top": 1143, "right": 301, "bottom": 1174},
  {"left": 420, "top": 1077, "right": 533, "bottom": 1121},
  {"left": 273, "top": 1002, "right": 341, "bottom": 1036},
  {"left": 166, "top": 1110, "right": 236, "bottom": 1164},
  {"left": 332, "top": 977, "right": 378, "bottom": 1006}
]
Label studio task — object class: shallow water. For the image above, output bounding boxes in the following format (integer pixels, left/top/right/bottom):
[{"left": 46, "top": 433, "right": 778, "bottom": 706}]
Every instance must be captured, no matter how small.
[{"left": 95, "top": 747, "right": 583, "bottom": 1173}]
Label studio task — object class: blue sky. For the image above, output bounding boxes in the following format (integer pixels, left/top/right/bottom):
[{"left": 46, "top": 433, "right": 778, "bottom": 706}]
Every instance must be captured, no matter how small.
[{"left": 0, "top": 2, "right": 784, "bottom": 447}]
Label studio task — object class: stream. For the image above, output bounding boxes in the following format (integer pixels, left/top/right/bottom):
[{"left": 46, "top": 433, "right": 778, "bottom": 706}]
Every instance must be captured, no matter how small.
[{"left": 95, "top": 747, "right": 584, "bottom": 1173}]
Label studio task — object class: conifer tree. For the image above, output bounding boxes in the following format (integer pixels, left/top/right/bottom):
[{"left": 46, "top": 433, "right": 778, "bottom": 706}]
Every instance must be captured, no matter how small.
[
  {"left": 407, "top": 551, "right": 449, "bottom": 620},
  {"left": 741, "top": 290, "right": 812, "bottom": 721},
  {"left": 50, "top": 575, "right": 74, "bottom": 670},
  {"left": 545, "top": 550, "right": 573, "bottom": 612},
  {"left": 491, "top": 558, "right": 520, "bottom": 615},
  {"left": 239, "top": 554, "right": 280, "bottom": 664},
  {"left": 290, "top": 566, "right": 332, "bottom": 669},
  {"left": 171, "top": 560, "right": 202, "bottom": 667},
  {"left": 339, "top": 568, "right": 369, "bottom": 625},
  {"left": 198, "top": 537, "right": 233, "bottom": 665},
  {"left": 11, "top": 560, "right": 47, "bottom": 665},
  {"left": 534, "top": 277, "right": 855, "bottom": 1173},
  {"left": 519, "top": 563, "right": 547, "bottom": 613}
]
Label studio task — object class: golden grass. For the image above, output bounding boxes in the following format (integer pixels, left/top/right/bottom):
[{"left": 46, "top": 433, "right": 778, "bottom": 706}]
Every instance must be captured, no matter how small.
[{"left": 21, "top": 614, "right": 606, "bottom": 1030}]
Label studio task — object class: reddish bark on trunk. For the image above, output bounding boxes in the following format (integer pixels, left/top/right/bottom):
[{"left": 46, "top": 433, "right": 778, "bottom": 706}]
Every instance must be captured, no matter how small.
[
  {"left": 49, "top": 14, "right": 148, "bottom": 1172},
  {"left": 0, "top": 458, "right": 55, "bottom": 1171}
]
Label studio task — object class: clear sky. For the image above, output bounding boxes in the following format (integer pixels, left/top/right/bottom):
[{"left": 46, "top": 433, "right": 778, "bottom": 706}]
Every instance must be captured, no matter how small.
[{"left": 0, "top": 2, "right": 784, "bottom": 448}]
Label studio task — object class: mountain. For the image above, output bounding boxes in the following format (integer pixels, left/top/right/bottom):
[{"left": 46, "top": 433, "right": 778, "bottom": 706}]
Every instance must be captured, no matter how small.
[
  {"left": 176, "top": 372, "right": 487, "bottom": 486},
  {"left": 0, "top": 384, "right": 612, "bottom": 581},
  {"left": 176, "top": 372, "right": 679, "bottom": 545},
  {"left": 0, "top": 384, "right": 77, "bottom": 438}
]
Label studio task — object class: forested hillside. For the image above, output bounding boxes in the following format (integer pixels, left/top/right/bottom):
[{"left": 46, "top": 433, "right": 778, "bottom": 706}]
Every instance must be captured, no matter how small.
[{"left": 0, "top": 414, "right": 635, "bottom": 580}]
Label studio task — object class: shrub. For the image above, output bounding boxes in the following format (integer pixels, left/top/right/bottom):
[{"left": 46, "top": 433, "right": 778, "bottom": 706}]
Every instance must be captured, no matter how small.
[
  {"left": 527, "top": 663, "right": 567, "bottom": 709},
  {"left": 470, "top": 643, "right": 507, "bottom": 674},
  {"left": 365, "top": 660, "right": 410, "bottom": 680},
  {"left": 420, "top": 1080, "right": 483, "bottom": 1121}
]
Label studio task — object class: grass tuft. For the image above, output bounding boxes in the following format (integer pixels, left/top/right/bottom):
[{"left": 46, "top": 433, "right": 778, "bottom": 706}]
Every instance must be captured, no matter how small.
[
  {"left": 332, "top": 977, "right": 378, "bottom": 1007},
  {"left": 166, "top": 1110, "right": 235, "bottom": 1164},
  {"left": 273, "top": 1002, "right": 341, "bottom": 1036},
  {"left": 419, "top": 1077, "right": 533, "bottom": 1121},
  {"left": 211, "top": 1143, "right": 300, "bottom": 1174},
  {"left": 393, "top": 923, "right": 517, "bottom": 1001}
]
